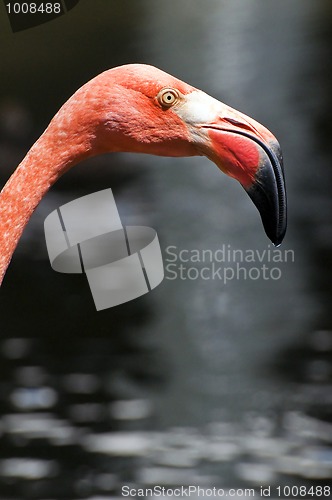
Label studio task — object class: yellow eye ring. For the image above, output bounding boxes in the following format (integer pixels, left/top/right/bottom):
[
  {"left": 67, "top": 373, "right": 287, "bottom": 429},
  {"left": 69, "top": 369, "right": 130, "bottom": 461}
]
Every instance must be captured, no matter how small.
[{"left": 157, "top": 88, "right": 180, "bottom": 108}]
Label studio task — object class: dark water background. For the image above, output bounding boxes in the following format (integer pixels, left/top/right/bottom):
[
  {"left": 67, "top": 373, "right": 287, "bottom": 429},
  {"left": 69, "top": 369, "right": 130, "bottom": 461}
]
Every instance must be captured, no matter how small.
[{"left": 0, "top": 1, "right": 332, "bottom": 498}]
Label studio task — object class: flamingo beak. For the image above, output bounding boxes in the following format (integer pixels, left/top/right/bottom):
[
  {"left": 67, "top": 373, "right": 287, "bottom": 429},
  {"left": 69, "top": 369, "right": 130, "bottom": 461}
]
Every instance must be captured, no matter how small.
[
  {"left": 243, "top": 138, "right": 287, "bottom": 246},
  {"left": 201, "top": 114, "right": 287, "bottom": 246}
]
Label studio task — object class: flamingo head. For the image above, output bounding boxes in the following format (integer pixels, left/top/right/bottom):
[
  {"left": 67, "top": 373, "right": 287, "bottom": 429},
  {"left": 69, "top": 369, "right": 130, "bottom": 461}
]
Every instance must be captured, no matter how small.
[{"left": 71, "top": 64, "right": 287, "bottom": 245}]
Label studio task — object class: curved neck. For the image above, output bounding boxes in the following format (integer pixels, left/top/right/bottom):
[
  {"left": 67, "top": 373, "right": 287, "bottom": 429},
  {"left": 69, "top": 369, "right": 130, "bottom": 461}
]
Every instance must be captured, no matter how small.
[{"left": 0, "top": 122, "right": 92, "bottom": 285}]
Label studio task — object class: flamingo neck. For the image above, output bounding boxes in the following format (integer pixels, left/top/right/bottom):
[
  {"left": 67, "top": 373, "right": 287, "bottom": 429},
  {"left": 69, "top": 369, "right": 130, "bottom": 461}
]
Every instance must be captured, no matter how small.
[
  {"left": 0, "top": 121, "right": 92, "bottom": 285},
  {"left": 0, "top": 65, "right": 196, "bottom": 285}
]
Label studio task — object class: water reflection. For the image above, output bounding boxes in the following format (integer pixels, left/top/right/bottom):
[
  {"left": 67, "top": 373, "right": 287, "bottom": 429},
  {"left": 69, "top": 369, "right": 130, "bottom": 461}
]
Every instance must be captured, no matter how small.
[
  {"left": 0, "top": 332, "right": 331, "bottom": 497},
  {"left": 0, "top": 0, "right": 332, "bottom": 498}
]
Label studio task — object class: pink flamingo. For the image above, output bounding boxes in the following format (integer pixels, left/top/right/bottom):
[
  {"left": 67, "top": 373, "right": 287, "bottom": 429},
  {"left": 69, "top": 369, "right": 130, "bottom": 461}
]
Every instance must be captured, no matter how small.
[{"left": 0, "top": 64, "right": 286, "bottom": 285}]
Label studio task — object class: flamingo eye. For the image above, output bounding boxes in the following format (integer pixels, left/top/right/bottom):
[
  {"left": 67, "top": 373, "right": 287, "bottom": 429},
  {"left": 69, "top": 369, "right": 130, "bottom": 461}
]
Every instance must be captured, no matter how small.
[{"left": 157, "top": 88, "right": 179, "bottom": 108}]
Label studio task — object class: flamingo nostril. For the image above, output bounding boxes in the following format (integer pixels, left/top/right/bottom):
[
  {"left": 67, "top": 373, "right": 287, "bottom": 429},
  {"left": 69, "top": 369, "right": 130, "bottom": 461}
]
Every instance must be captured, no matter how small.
[{"left": 224, "top": 117, "right": 256, "bottom": 132}]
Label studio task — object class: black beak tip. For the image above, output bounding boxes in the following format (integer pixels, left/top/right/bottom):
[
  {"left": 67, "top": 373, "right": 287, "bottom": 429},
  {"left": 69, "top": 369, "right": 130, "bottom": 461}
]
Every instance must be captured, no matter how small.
[
  {"left": 226, "top": 129, "right": 287, "bottom": 246},
  {"left": 242, "top": 135, "right": 287, "bottom": 246},
  {"left": 263, "top": 215, "right": 287, "bottom": 247},
  {"left": 245, "top": 173, "right": 287, "bottom": 247}
]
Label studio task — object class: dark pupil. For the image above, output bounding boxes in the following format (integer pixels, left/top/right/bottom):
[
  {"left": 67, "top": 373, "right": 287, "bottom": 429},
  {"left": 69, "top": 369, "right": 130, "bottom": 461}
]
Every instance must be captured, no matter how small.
[{"left": 167, "top": 94, "right": 172, "bottom": 100}]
